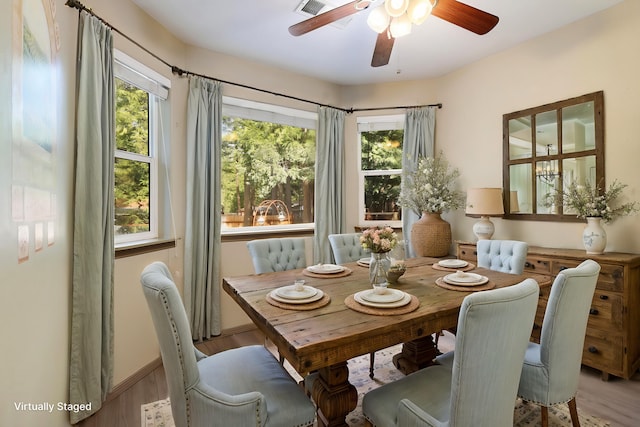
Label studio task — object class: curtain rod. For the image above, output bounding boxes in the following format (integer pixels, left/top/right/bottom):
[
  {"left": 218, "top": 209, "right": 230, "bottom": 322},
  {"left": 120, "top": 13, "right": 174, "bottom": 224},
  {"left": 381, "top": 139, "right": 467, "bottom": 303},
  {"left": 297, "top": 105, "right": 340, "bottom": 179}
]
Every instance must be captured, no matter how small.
[{"left": 65, "top": 0, "right": 442, "bottom": 114}]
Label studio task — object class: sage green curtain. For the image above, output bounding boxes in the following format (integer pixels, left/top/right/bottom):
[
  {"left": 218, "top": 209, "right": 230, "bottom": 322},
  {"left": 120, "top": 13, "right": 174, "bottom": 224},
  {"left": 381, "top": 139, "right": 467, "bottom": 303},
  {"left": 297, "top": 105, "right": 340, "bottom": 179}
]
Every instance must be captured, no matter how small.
[
  {"left": 402, "top": 107, "right": 436, "bottom": 258},
  {"left": 314, "top": 106, "right": 346, "bottom": 264},
  {"left": 69, "top": 11, "right": 114, "bottom": 424},
  {"left": 184, "top": 77, "right": 222, "bottom": 340}
]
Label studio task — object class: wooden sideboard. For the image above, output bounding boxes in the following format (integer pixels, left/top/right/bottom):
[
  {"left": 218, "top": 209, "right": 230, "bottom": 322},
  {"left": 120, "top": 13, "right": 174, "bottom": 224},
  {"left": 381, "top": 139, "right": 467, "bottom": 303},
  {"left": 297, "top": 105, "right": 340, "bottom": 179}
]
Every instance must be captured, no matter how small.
[{"left": 456, "top": 241, "right": 640, "bottom": 380}]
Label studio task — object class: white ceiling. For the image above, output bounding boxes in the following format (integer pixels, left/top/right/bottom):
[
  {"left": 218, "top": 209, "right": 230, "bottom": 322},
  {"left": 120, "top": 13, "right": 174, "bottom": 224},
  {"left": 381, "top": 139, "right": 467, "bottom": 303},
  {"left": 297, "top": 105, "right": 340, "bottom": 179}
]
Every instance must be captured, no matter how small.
[{"left": 130, "top": 0, "right": 623, "bottom": 86}]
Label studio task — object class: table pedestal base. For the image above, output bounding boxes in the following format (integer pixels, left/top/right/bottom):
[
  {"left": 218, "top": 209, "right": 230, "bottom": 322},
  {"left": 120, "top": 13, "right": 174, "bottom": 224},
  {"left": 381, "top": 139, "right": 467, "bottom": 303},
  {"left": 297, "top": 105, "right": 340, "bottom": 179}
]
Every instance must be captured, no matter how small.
[
  {"left": 312, "top": 362, "right": 358, "bottom": 427},
  {"left": 392, "top": 335, "right": 440, "bottom": 375}
]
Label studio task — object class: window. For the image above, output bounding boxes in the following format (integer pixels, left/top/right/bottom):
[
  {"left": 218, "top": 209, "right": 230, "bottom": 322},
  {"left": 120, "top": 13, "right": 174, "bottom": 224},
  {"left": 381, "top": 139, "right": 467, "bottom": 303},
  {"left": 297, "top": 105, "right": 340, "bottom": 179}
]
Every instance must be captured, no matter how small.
[
  {"left": 358, "top": 115, "right": 404, "bottom": 225},
  {"left": 114, "top": 51, "right": 170, "bottom": 243},
  {"left": 503, "top": 91, "right": 604, "bottom": 221},
  {"left": 221, "top": 97, "right": 317, "bottom": 233}
]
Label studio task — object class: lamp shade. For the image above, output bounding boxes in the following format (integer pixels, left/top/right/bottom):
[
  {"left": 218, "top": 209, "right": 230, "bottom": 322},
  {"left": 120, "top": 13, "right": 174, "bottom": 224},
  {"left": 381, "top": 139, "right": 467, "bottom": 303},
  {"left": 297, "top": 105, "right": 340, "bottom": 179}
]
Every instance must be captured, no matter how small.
[
  {"left": 407, "top": 0, "right": 433, "bottom": 25},
  {"left": 510, "top": 190, "right": 520, "bottom": 213},
  {"left": 389, "top": 14, "right": 412, "bottom": 38},
  {"left": 466, "top": 188, "right": 505, "bottom": 217},
  {"left": 385, "top": 0, "right": 410, "bottom": 17},
  {"left": 367, "top": 6, "right": 390, "bottom": 33}
]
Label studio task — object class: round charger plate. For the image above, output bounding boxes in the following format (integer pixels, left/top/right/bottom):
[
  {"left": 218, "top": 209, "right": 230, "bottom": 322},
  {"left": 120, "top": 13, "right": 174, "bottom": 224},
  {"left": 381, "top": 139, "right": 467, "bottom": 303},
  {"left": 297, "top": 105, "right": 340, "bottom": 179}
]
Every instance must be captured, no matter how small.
[
  {"left": 443, "top": 273, "right": 489, "bottom": 286},
  {"left": 306, "top": 264, "right": 345, "bottom": 274},
  {"left": 269, "top": 289, "right": 324, "bottom": 304},
  {"left": 354, "top": 290, "right": 411, "bottom": 308},
  {"left": 360, "top": 288, "right": 405, "bottom": 304},
  {"left": 438, "top": 259, "right": 468, "bottom": 268},
  {"left": 357, "top": 258, "right": 371, "bottom": 267},
  {"left": 275, "top": 285, "right": 318, "bottom": 300}
]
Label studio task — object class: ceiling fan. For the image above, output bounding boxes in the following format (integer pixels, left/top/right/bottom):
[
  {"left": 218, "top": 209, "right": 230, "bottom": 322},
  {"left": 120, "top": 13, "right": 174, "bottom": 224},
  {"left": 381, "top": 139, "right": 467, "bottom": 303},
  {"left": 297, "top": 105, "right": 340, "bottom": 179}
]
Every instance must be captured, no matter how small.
[{"left": 289, "top": 0, "right": 499, "bottom": 67}]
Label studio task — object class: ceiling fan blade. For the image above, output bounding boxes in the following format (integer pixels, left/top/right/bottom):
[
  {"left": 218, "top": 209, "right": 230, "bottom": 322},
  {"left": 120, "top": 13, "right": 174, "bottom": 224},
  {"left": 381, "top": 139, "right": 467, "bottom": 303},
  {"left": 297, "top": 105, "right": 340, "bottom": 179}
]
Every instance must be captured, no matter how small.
[
  {"left": 371, "top": 30, "right": 395, "bottom": 67},
  {"left": 288, "top": 1, "right": 370, "bottom": 36},
  {"left": 432, "top": 0, "right": 499, "bottom": 35}
]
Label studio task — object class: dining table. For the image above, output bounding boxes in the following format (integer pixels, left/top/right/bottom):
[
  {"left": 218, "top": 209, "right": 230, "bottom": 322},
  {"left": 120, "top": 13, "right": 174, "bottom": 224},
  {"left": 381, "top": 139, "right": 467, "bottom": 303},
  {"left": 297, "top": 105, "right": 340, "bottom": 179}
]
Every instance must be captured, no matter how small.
[{"left": 222, "top": 256, "right": 553, "bottom": 427}]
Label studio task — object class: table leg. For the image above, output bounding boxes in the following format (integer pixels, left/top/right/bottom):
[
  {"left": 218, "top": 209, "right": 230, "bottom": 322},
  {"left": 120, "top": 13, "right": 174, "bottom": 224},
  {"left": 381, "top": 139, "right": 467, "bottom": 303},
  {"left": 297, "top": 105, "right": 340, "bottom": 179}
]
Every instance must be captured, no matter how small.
[
  {"left": 392, "top": 335, "right": 440, "bottom": 375},
  {"left": 311, "top": 361, "right": 358, "bottom": 427}
]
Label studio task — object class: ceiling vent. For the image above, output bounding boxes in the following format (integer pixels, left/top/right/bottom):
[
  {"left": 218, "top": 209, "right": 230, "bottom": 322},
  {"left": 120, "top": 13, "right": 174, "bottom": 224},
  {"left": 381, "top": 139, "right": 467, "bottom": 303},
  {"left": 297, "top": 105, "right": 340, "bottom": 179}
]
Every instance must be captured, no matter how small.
[{"left": 294, "top": 0, "right": 353, "bottom": 28}]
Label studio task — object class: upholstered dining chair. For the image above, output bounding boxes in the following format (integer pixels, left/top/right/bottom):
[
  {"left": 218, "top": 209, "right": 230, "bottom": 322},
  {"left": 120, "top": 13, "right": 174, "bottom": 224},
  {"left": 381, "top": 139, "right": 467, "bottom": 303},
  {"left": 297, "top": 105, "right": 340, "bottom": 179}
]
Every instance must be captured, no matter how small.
[
  {"left": 141, "top": 261, "right": 316, "bottom": 427},
  {"left": 477, "top": 239, "right": 529, "bottom": 274},
  {"left": 328, "top": 233, "right": 370, "bottom": 264},
  {"left": 246, "top": 237, "right": 307, "bottom": 274},
  {"left": 362, "top": 278, "right": 540, "bottom": 427},
  {"left": 517, "top": 259, "right": 601, "bottom": 427}
]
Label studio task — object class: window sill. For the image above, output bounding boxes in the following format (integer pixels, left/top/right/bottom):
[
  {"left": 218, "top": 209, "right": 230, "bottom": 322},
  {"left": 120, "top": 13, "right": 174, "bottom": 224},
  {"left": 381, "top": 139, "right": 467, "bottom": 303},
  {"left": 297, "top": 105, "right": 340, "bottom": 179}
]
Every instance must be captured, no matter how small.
[
  {"left": 115, "top": 238, "right": 176, "bottom": 259},
  {"left": 221, "top": 224, "right": 315, "bottom": 242}
]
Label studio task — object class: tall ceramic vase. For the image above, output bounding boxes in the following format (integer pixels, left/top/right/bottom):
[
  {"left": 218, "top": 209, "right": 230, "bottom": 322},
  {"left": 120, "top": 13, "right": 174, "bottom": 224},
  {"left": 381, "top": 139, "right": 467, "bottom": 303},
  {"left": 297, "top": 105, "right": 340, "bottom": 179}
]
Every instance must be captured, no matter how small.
[
  {"left": 583, "top": 217, "right": 607, "bottom": 255},
  {"left": 410, "top": 212, "right": 452, "bottom": 257}
]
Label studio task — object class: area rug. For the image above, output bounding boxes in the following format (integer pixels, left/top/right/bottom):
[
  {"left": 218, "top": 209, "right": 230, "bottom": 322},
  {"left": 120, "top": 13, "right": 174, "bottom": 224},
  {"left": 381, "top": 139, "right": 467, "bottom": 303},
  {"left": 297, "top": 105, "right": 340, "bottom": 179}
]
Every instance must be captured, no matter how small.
[{"left": 141, "top": 346, "right": 610, "bottom": 426}]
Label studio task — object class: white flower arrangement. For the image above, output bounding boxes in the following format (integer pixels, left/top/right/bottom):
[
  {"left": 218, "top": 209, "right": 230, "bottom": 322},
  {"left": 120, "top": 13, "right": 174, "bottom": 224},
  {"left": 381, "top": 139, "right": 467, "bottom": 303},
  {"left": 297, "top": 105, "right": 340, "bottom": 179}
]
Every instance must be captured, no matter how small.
[
  {"left": 398, "top": 153, "right": 465, "bottom": 216},
  {"left": 545, "top": 179, "right": 638, "bottom": 223}
]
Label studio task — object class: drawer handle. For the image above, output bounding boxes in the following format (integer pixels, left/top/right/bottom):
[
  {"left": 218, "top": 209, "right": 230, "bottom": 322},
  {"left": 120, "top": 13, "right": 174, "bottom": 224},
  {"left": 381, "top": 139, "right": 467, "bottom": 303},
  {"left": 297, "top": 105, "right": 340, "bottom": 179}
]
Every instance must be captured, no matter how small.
[
  {"left": 525, "top": 262, "right": 534, "bottom": 269},
  {"left": 599, "top": 295, "right": 609, "bottom": 300},
  {"left": 588, "top": 346, "right": 598, "bottom": 354},
  {"left": 589, "top": 308, "right": 599, "bottom": 315}
]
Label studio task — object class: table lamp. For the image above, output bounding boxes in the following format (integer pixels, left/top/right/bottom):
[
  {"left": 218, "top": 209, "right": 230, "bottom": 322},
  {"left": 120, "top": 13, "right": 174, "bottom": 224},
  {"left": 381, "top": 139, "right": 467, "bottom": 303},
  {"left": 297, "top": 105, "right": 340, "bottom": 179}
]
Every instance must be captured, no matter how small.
[{"left": 465, "top": 188, "right": 505, "bottom": 240}]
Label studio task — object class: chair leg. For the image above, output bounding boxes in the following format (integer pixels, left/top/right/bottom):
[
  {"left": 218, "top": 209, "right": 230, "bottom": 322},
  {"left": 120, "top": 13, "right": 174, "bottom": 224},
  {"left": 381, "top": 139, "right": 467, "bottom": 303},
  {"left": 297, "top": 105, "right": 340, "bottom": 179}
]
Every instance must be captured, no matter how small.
[
  {"left": 369, "top": 352, "right": 375, "bottom": 378},
  {"left": 568, "top": 398, "right": 581, "bottom": 427},
  {"left": 540, "top": 405, "right": 549, "bottom": 427}
]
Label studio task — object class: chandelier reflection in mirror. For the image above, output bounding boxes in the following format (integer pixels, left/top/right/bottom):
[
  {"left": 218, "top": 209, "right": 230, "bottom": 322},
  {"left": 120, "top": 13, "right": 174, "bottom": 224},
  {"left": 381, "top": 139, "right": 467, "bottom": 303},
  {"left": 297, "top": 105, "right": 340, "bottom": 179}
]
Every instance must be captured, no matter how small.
[{"left": 536, "top": 144, "right": 560, "bottom": 185}]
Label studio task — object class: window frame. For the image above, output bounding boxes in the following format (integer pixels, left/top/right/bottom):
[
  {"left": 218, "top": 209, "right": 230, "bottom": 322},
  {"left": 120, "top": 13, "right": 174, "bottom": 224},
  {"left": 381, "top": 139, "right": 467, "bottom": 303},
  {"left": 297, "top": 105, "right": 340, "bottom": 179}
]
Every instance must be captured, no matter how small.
[
  {"left": 113, "top": 50, "right": 170, "bottom": 245},
  {"left": 220, "top": 96, "right": 317, "bottom": 236},
  {"left": 357, "top": 114, "right": 405, "bottom": 228}
]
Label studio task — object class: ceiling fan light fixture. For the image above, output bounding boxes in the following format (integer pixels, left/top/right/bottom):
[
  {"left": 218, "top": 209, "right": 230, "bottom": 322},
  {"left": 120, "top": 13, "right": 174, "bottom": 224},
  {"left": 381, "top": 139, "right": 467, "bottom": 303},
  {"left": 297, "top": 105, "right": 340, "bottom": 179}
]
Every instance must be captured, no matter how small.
[
  {"left": 367, "top": 6, "right": 390, "bottom": 33},
  {"left": 384, "top": 0, "right": 409, "bottom": 18},
  {"left": 390, "top": 14, "right": 412, "bottom": 38},
  {"left": 407, "top": 0, "right": 433, "bottom": 25}
]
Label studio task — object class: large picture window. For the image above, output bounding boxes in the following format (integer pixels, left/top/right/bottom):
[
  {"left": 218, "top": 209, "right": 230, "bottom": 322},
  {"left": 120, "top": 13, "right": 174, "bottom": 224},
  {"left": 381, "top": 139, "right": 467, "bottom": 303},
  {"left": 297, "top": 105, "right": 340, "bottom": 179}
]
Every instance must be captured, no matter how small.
[
  {"left": 358, "top": 115, "right": 404, "bottom": 225},
  {"left": 221, "top": 97, "right": 317, "bottom": 232},
  {"left": 114, "top": 51, "right": 170, "bottom": 243}
]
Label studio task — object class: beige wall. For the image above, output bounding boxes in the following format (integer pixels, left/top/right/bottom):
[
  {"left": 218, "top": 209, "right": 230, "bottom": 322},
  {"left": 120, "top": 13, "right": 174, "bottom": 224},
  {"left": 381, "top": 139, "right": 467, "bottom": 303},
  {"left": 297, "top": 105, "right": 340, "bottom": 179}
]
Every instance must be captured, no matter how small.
[{"left": 2, "top": 0, "right": 640, "bottom": 426}]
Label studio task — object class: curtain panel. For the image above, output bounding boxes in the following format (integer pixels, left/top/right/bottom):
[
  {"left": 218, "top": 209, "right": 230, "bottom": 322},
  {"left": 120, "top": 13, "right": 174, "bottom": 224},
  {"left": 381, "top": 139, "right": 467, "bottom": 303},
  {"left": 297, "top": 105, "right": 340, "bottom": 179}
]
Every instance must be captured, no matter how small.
[
  {"left": 184, "top": 77, "right": 222, "bottom": 340},
  {"left": 69, "top": 11, "right": 115, "bottom": 424},
  {"left": 313, "top": 107, "right": 346, "bottom": 264},
  {"left": 402, "top": 107, "right": 436, "bottom": 258}
]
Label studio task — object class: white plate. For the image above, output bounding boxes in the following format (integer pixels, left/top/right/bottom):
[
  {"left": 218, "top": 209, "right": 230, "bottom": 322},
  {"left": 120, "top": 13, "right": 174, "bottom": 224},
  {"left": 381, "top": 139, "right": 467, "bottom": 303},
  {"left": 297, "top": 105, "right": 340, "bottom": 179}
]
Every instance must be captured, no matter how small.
[
  {"left": 438, "top": 259, "right": 468, "bottom": 268},
  {"left": 275, "top": 285, "right": 318, "bottom": 300},
  {"left": 357, "top": 258, "right": 371, "bottom": 267},
  {"left": 307, "top": 264, "right": 345, "bottom": 274},
  {"left": 443, "top": 273, "right": 489, "bottom": 286},
  {"left": 269, "top": 289, "right": 324, "bottom": 304},
  {"left": 354, "top": 290, "right": 411, "bottom": 308},
  {"left": 360, "top": 288, "right": 405, "bottom": 304}
]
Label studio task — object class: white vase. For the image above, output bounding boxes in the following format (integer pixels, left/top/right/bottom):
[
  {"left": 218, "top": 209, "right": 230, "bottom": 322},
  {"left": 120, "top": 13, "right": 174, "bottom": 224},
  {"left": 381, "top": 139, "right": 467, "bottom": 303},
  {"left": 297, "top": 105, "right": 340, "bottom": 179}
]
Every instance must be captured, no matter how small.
[{"left": 583, "top": 217, "right": 607, "bottom": 255}]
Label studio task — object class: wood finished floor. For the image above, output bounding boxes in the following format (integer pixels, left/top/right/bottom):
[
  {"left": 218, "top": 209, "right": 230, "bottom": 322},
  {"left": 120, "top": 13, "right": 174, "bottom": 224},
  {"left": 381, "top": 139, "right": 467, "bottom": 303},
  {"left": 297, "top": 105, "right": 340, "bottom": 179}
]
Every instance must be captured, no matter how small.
[{"left": 78, "top": 329, "right": 640, "bottom": 427}]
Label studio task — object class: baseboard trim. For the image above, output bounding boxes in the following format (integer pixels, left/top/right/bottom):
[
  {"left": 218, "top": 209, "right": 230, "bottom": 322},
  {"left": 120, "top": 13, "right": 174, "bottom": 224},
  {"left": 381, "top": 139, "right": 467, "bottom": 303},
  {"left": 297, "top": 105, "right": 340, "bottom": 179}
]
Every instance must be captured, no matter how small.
[
  {"left": 106, "top": 357, "right": 162, "bottom": 403},
  {"left": 106, "top": 324, "right": 260, "bottom": 402}
]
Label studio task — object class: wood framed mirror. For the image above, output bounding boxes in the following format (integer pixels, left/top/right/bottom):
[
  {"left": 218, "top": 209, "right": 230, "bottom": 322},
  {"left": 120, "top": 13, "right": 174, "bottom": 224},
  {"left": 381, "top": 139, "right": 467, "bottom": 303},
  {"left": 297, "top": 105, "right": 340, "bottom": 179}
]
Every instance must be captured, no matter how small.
[{"left": 503, "top": 91, "right": 604, "bottom": 221}]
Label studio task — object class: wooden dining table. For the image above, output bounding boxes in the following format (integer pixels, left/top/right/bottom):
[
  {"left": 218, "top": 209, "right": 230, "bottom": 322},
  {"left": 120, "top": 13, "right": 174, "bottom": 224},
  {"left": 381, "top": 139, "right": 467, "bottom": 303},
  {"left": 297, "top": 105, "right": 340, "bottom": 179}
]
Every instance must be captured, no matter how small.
[{"left": 223, "top": 256, "right": 553, "bottom": 427}]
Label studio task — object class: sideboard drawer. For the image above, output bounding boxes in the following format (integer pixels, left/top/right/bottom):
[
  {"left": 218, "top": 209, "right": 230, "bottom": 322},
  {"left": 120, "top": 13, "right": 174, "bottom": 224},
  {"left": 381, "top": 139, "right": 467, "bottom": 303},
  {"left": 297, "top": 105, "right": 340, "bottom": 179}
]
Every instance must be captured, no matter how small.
[
  {"left": 582, "top": 331, "right": 623, "bottom": 374},
  {"left": 524, "top": 257, "right": 551, "bottom": 274},
  {"left": 587, "top": 290, "right": 623, "bottom": 331}
]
